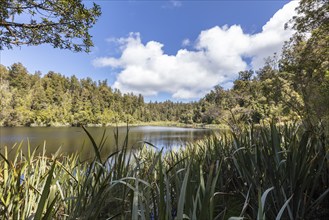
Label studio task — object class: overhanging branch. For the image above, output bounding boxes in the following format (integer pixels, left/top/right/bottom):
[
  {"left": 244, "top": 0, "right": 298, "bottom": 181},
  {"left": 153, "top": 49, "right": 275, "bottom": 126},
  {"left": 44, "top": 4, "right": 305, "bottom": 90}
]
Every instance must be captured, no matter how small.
[{"left": 0, "top": 20, "right": 68, "bottom": 29}]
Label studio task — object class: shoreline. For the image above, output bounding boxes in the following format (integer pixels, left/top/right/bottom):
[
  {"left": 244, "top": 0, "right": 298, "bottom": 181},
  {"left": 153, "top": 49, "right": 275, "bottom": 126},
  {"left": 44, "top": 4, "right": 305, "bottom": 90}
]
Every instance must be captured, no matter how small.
[{"left": 0, "top": 121, "right": 230, "bottom": 130}]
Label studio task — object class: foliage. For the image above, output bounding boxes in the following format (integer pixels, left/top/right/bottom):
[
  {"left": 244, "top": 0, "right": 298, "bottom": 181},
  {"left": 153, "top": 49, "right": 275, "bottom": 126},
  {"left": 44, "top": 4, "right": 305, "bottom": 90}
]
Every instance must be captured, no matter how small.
[
  {"left": 231, "top": 123, "right": 329, "bottom": 219},
  {"left": 281, "top": 0, "right": 329, "bottom": 129},
  {"left": 0, "top": 58, "right": 319, "bottom": 129},
  {"left": 0, "top": 0, "right": 328, "bottom": 132},
  {"left": 1, "top": 1, "right": 328, "bottom": 219},
  {"left": 0, "top": 63, "right": 201, "bottom": 126},
  {"left": 0, "top": 0, "right": 101, "bottom": 52},
  {"left": 0, "top": 123, "right": 328, "bottom": 219}
]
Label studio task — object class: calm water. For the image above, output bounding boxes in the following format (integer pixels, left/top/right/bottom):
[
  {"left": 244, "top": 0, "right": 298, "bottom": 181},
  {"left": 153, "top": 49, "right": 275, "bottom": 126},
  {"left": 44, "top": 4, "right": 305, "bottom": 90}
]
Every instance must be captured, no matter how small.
[{"left": 0, "top": 126, "right": 213, "bottom": 158}]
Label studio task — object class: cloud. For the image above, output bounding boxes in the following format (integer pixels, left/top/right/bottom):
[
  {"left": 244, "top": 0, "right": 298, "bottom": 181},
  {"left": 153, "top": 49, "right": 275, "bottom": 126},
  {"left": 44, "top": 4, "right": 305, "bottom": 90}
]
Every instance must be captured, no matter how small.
[
  {"left": 246, "top": 0, "right": 299, "bottom": 69},
  {"left": 182, "top": 38, "right": 190, "bottom": 47},
  {"left": 93, "top": 1, "right": 298, "bottom": 100}
]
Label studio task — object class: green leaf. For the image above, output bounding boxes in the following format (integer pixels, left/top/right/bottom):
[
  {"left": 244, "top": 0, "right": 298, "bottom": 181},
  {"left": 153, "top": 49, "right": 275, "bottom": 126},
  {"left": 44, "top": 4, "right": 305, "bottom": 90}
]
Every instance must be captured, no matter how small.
[
  {"left": 132, "top": 176, "right": 139, "bottom": 220},
  {"left": 258, "top": 187, "right": 274, "bottom": 220},
  {"left": 34, "top": 160, "right": 56, "bottom": 220},
  {"left": 176, "top": 166, "right": 190, "bottom": 220},
  {"left": 42, "top": 194, "right": 59, "bottom": 220},
  {"left": 276, "top": 195, "right": 293, "bottom": 220},
  {"left": 82, "top": 125, "right": 102, "bottom": 162}
]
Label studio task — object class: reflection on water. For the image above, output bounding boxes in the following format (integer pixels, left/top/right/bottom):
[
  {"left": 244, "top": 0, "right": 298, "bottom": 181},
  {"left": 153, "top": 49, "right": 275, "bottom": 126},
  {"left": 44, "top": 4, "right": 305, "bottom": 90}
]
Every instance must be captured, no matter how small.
[
  {"left": 0, "top": 126, "right": 213, "bottom": 158},
  {"left": 132, "top": 126, "right": 204, "bottom": 148}
]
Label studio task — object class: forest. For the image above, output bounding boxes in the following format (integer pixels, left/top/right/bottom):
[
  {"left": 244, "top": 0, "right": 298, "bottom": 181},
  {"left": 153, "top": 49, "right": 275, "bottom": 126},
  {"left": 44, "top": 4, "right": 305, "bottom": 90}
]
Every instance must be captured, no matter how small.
[{"left": 1, "top": 50, "right": 328, "bottom": 130}]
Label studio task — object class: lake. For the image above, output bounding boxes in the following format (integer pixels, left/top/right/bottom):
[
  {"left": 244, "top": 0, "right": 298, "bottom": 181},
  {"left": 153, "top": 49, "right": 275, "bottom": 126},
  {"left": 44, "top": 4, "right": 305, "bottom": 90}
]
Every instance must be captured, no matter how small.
[{"left": 0, "top": 126, "right": 214, "bottom": 159}]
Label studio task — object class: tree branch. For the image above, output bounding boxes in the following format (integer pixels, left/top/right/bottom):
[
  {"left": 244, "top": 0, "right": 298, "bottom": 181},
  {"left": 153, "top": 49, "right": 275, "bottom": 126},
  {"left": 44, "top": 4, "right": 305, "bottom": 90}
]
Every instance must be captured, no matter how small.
[{"left": 0, "top": 20, "right": 68, "bottom": 29}]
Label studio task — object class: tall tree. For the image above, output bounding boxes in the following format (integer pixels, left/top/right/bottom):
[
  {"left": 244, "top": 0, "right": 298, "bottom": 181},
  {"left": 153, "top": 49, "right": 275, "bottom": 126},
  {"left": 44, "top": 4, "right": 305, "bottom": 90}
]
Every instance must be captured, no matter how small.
[
  {"left": 282, "top": 0, "right": 329, "bottom": 126},
  {"left": 0, "top": 0, "right": 101, "bottom": 52},
  {"left": 8, "top": 63, "right": 30, "bottom": 90},
  {"left": 0, "top": 79, "right": 12, "bottom": 126},
  {"left": 287, "top": 0, "right": 328, "bottom": 34}
]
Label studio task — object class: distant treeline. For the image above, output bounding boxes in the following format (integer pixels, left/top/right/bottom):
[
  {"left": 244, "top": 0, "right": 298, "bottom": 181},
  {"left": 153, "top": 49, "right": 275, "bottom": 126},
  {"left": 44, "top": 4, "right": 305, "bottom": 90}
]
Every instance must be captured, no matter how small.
[
  {"left": 0, "top": 46, "right": 328, "bottom": 128},
  {"left": 0, "top": 63, "right": 198, "bottom": 126}
]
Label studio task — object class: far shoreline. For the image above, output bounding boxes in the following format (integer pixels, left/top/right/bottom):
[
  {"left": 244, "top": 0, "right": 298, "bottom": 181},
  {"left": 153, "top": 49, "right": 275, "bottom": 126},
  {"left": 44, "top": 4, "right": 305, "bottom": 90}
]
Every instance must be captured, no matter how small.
[{"left": 0, "top": 121, "right": 230, "bottom": 130}]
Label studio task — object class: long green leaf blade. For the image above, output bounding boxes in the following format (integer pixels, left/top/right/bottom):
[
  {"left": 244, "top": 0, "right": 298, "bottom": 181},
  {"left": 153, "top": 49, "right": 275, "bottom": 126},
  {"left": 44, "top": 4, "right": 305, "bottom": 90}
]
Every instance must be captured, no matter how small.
[{"left": 34, "top": 161, "right": 56, "bottom": 220}]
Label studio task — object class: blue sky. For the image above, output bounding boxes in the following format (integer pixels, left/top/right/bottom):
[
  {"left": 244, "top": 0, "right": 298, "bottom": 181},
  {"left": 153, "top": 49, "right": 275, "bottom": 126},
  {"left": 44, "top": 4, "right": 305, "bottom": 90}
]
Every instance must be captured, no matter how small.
[{"left": 1, "top": 0, "right": 298, "bottom": 102}]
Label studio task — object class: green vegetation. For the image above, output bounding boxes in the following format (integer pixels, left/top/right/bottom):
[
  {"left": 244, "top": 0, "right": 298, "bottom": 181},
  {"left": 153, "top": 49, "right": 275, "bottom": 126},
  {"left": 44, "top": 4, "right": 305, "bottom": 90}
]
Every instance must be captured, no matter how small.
[
  {"left": 0, "top": 0, "right": 328, "bottom": 130},
  {"left": 0, "top": 1, "right": 328, "bottom": 219},
  {"left": 1, "top": 123, "right": 328, "bottom": 219},
  {"left": 0, "top": 0, "right": 101, "bottom": 52},
  {"left": 1, "top": 0, "right": 328, "bottom": 128},
  {"left": 1, "top": 53, "right": 327, "bottom": 129},
  {"left": 0, "top": 65, "right": 199, "bottom": 127}
]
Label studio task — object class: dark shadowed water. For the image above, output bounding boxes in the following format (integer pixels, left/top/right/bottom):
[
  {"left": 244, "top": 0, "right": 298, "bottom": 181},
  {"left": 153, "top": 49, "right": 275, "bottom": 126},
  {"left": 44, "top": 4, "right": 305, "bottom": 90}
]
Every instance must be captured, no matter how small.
[{"left": 0, "top": 126, "right": 213, "bottom": 159}]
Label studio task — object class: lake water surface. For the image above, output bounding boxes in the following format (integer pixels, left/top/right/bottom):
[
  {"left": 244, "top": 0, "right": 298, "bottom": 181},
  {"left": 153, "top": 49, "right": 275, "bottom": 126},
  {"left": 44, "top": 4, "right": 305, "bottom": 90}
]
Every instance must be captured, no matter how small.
[{"left": 0, "top": 126, "right": 214, "bottom": 159}]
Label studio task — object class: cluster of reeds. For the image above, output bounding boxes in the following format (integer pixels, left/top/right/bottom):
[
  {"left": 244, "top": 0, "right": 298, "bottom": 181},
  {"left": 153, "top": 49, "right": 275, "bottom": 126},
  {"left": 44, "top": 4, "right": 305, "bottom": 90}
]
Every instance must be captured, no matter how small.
[{"left": 0, "top": 123, "right": 328, "bottom": 219}]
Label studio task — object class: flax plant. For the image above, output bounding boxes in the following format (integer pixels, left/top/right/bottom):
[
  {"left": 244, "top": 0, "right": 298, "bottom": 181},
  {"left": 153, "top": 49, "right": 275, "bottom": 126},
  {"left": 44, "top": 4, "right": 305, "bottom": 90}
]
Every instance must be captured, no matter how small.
[
  {"left": 0, "top": 123, "right": 328, "bottom": 219},
  {"left": 230, "top": 123, "right": 329, "bottom": 219}
]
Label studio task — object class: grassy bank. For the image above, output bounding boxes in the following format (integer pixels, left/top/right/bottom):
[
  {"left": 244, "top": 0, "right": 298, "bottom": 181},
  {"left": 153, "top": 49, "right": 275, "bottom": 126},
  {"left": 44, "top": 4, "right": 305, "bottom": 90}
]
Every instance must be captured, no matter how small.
[{"left": 0, "top": 123, "right": 328, "bottom": 219}]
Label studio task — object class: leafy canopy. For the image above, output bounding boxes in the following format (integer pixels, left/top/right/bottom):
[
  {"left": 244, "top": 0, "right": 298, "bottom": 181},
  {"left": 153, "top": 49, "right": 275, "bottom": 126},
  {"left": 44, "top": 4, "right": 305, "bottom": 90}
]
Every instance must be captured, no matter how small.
[{"left": 0, "top": 0, "right": 101, "bottom": 52}]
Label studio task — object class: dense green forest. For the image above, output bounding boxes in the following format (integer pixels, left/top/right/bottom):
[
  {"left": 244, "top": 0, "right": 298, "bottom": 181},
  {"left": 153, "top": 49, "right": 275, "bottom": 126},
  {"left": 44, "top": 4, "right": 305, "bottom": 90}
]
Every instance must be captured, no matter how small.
[
  {"left": 0, "top": 63, "right": 197, "bottom": 126},
  {"left": 1, "top": 53, "right": 328, "bottom": 128}
]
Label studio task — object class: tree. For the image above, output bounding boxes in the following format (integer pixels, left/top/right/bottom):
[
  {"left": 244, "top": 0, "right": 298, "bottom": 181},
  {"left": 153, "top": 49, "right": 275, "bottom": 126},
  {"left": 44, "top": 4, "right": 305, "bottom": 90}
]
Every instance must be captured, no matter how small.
[
  {"left": 8, "top": 62, "right": 30, "bottom": 89},
  {"left": 204, "top": 85, "right": 226, "bottom": 106},
  {"left": 179, "top": 110, "right": 194, "bottom": 124},
  {"left": 238, "top": 70, "right": 253, "bottom": 81},
  {"left": 31, "top": 75, "right": 47, "bottom": 111},
  {"left": 282, "top": 0, "right": 329, "bottom": 127},
  {"left": 0, "top": 0, "right": 101, "bottom": 52},
  {"left": 0, "top": 64, "right": 9, "bottom": 80},
  {"left": 286, "top": 0, "right": 328, "bottom": 34},
  {"left": 0, "top": 79, "right": 12, "bottom": 126}
]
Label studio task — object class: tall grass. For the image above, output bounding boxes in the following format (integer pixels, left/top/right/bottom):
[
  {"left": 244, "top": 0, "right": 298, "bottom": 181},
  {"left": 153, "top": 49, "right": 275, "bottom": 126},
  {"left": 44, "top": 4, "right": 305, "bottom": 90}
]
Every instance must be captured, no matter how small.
[{"left": 0, "top": 123, "right": 328, "bottom": 219}]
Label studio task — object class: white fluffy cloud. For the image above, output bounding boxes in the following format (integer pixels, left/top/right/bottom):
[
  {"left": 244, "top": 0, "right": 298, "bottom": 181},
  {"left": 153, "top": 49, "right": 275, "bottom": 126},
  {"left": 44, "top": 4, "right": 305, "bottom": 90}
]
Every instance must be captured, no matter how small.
[{"left": 93, "top": 1, "right": 298, "bottom": 99}]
